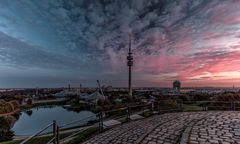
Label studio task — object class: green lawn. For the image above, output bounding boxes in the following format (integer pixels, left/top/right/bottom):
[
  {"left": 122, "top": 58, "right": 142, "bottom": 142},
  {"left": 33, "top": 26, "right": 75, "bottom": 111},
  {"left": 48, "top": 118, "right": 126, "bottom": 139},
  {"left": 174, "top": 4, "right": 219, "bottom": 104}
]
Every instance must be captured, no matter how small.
[
  {"left": 0, "top": 141, "right": 20, "bottom": 144},
  {"left": 0, "top": 132, "right": 72, "bottom": 144},
  {"left": 0, "top": 136, "right": 52, "bottom": 144},
  {"left": 1, "top": 127, "right": 101, "bottom": 144},
  {"left": 182, "top": 104, "right": 203, "bottom": 111},
  {"left": 67, "top": 127, "right": 98, "bottom": 144}
]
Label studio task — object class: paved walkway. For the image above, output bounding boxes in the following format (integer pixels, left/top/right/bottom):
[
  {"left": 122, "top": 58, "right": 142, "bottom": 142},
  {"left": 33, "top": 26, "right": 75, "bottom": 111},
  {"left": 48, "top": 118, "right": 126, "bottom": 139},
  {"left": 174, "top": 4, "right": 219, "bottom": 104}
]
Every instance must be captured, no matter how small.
[{"left": 83, "top": 111, "right": 240, "bottom": 144}]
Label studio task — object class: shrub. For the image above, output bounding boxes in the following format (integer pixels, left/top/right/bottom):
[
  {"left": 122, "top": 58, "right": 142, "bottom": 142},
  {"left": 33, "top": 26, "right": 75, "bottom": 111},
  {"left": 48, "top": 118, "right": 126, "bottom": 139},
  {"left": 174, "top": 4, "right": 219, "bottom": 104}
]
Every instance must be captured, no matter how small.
[
  {"left": 0, "top": 129, "right": 14, "bottom": 142},
  {"left": 0, "top": 116, "right": 16, "bottom": 142}
]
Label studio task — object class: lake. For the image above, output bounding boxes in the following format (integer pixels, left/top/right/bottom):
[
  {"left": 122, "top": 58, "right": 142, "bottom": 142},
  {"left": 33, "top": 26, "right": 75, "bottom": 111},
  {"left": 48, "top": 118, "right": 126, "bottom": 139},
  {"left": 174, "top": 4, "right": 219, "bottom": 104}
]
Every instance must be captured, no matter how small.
[{"left": 11, "top": 106, "right": 96, "bottom": 135}]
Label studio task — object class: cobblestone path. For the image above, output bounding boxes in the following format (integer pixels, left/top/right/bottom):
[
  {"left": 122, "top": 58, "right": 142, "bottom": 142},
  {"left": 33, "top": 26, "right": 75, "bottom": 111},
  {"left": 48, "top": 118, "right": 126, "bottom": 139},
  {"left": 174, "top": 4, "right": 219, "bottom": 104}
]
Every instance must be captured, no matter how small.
[
  {"left": 83, "top": 111, "right": 240, "bottom": 144},
  {"left": 189, "top": 112, "right": 240, "bottom": 144}
]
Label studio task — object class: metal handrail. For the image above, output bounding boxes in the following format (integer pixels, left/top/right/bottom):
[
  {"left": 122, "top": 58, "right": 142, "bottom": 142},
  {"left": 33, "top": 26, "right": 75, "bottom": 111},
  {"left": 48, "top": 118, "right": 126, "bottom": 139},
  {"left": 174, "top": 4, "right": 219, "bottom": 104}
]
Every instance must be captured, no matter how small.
[
  {"left": 103, "top": 104, "right": 150, "bottom": 114},
  {"left": 183, "top": 100, "right": 240, "bottom": 103},
  {"left": 20, "top": 122, "right": 53, "bottom": 144},
  {"left": 104, "top": 107, "right": 127, "bottom": 114},
  {"left": 20, "top": 101, "right": 240, "bottom": 144},
  {"left": 129, "top": 104, "right": 150, "bottom": 108},
  {"left": 180, "top": 100, "right": 240, "bottom": 111}
]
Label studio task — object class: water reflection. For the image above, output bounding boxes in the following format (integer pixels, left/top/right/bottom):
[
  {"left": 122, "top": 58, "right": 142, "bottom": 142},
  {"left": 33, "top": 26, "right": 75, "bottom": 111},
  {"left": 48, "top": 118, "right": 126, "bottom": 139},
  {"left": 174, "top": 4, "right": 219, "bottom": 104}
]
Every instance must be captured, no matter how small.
[
  {"left": 25, "top": 110, "right": 32, "bottom": 117},
  {"left": 11, "top": 106, "right": 96, "bottom": 135}
]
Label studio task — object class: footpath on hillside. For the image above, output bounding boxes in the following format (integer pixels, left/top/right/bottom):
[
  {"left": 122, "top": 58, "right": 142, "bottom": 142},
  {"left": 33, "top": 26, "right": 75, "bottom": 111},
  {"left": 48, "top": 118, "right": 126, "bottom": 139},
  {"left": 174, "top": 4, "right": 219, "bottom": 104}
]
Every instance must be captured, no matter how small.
[{"left": 83, "top": 111, "right": 240, "bottom": 144}]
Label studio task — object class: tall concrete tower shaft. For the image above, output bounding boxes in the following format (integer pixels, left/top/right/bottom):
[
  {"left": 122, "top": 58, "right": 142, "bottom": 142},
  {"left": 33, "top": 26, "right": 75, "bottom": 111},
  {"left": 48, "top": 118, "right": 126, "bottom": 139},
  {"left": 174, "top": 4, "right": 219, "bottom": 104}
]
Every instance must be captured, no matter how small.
[{"left": 127, "top": 35, "right": 133, "bottom": 97}]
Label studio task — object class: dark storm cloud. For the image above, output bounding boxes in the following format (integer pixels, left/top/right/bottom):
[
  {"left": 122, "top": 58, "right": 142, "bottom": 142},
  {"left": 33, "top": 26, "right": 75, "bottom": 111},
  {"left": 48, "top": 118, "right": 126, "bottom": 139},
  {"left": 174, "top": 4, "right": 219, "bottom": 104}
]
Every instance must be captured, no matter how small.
[
  {"left": 0, "top": 31, "right": 84, "bottom": 69},
  {"left": 0, "top": 0, "right": 240, "bottom": 87},
  {"left": 0, "top": 0, "right": 211, "bottom": 67}
]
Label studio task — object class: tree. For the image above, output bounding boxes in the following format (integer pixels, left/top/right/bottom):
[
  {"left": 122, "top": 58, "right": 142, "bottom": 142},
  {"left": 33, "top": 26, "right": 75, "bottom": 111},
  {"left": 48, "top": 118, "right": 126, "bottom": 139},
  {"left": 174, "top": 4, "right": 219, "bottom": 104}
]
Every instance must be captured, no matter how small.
[{"left": 0, "top": 116, "right": 15, "bottom": 142}]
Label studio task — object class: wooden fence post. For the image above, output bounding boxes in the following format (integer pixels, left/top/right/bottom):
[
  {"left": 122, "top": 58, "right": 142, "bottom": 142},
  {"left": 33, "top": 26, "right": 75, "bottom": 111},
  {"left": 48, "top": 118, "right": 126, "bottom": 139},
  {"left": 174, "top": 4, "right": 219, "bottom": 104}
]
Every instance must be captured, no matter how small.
[
  {"left": 143, "top": 106, "right": 145, "bottom": 116},
  {"left": 53, "top": 120, "right": 56, "bottom": 144},
  {"left": 151, "top": 102, "right": 154, "bottom": 111},
  {"left": 127, "top": 107, "right": 130, "bottom": 122},
  {"left": 99, "top": 112, "right": 103, "bottom": 132},
  {"left": 56, "top": 126, "right": 60, "bottom": 144},
  {"left": 158, "top": 101, "right": 160, "bottom": 115},
  {"left": 233, "top": 101, "right": 236, "bottom": 111}
]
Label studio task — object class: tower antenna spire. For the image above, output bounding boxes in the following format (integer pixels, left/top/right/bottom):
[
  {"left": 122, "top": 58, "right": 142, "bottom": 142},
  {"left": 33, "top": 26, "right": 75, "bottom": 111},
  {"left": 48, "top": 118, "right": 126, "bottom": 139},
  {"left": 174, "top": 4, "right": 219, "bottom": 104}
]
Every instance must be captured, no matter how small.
[{"left": 129, "top": 34, "right": 132, "bottom": 53}]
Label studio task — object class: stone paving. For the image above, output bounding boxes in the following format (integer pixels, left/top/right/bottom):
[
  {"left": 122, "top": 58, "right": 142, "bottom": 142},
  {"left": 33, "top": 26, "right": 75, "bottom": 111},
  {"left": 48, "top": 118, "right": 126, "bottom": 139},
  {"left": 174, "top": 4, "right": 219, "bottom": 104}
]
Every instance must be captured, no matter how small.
[
  {"left": 83, "top": 111, "right": 240, "bottom": 144},
  {"left": 189, "top": 112, "right": 240, "bottom": 144}
]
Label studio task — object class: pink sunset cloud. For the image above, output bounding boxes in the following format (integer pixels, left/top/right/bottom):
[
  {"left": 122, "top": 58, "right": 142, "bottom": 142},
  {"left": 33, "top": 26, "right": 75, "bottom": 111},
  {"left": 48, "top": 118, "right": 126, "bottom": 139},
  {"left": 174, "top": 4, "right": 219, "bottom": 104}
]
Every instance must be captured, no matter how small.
[{"left": 120, "top": 0, "right": 240, "bottom": 87}]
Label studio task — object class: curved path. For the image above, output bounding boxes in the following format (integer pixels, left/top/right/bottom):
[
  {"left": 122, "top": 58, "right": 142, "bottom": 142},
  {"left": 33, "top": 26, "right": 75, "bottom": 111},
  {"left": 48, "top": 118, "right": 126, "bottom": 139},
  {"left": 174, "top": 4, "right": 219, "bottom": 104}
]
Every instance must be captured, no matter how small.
[
  {"left": 83, "top": 111, "right": 240, "bottom": 144},
  {"left": 0, "top": 108, "right": 20, "bottom": 117}
]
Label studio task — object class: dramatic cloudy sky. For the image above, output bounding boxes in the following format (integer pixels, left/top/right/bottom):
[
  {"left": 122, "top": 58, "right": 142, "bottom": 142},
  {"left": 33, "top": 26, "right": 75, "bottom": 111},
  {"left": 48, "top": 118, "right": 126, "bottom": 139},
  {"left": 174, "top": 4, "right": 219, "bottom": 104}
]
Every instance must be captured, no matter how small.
[{"left": 0, "top": 0, "right": 240, "bottom": 88}]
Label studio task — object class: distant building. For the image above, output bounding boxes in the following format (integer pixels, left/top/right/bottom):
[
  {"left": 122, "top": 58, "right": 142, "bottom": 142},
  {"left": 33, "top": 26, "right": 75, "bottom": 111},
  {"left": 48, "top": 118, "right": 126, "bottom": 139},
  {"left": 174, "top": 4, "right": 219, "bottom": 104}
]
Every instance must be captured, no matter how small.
[
  {"left": 173, "top": 80, "right": 181, "bottom": 94},
  {"left": 54, "top": 89, "right": 77, "bottom": 97},
  {"left": 81, "top": 90, "right": 106, "bottom": 103},
  {"left": 105, "top": 86, "right": 113, "bottom": 92}
]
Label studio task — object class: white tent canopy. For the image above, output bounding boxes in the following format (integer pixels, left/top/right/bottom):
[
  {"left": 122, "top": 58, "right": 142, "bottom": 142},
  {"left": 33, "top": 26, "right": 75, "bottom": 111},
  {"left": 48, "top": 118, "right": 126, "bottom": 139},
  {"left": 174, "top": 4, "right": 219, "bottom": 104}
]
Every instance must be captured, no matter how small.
[{"left": 81, "top": 90, "right": 105, "bottom": 102}]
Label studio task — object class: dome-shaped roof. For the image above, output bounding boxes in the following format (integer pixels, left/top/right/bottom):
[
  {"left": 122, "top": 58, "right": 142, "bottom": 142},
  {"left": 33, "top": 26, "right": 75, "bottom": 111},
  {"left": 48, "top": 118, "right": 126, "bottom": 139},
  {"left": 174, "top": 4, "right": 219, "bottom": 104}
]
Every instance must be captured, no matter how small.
[{"left": 173, "top": 80, "right": 180, "bottom": 83}]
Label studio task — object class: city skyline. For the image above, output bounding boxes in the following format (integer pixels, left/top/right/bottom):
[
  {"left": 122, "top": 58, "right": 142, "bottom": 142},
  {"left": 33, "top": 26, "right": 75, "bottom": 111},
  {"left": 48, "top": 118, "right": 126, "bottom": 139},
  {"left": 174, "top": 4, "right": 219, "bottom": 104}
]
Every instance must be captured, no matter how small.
[{"left": 0, "top": 0, "right": 240, "bottom": 88}]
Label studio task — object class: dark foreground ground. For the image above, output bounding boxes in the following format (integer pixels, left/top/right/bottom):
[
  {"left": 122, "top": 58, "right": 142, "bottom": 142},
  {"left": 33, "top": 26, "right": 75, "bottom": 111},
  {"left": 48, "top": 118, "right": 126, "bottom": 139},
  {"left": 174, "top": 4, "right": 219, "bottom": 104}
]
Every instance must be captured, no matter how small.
[{"left": 83, "top": 111, "right": 240, "bottom": 144}]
